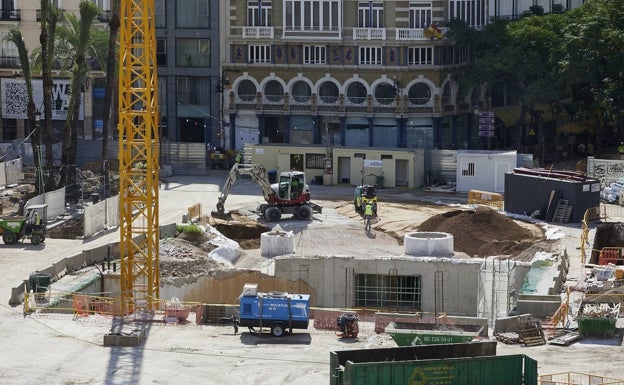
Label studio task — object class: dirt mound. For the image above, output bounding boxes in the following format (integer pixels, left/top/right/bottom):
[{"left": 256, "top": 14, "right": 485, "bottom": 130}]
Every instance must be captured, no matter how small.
[
  {"left": 206, "top": 211, "right": 269, "bottom": 250},
  {"left": 160, "top": 237, "right": 228, "bottom": 279},
  {"left": 418, "top": 206, "right": 543, "bottom": 258}
]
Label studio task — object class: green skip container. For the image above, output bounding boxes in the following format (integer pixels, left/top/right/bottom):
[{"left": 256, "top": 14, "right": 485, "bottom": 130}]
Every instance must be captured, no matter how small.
[{"left": 577, "top": 301, "right": 619, "bottom": 338}]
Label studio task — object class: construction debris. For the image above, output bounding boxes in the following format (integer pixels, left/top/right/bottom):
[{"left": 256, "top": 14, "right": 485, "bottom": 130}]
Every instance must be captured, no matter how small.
[{"left": 579, "top": 302, "right": 620, "bottom": 319}]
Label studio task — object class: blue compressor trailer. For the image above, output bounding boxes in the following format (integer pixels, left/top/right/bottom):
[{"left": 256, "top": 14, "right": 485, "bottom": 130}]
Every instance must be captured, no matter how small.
[{"left": 238, "top": 286, "right": 310, "bottom": 337}]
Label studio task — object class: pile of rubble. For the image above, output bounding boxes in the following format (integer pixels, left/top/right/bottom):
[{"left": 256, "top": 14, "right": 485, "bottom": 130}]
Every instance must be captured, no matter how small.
[{"left": 0, "top": 184, "right": 36, "bottom": 216}]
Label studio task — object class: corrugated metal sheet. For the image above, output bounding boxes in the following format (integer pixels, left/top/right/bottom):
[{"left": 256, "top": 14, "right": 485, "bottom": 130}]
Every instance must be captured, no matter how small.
[
  {"left": 77, "top": 140, "right": 208, "bottom": 174},
  {"left": 76, "top": 139, "right": 119, "bottom": 166},
  {"left": 428, "top": 149, "right": 457, "bottom": 184},
  {"left": 504, "top": 171, "right": 601, "bottom": 223}
]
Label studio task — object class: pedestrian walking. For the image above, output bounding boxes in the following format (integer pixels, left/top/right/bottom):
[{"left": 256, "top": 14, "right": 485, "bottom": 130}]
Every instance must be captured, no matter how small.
[
  {"left": 232, "top": 315, "right": 239, "bottom": 335},
  {"left": 364, "top": 202, "right": 373, "bottom": 231}
]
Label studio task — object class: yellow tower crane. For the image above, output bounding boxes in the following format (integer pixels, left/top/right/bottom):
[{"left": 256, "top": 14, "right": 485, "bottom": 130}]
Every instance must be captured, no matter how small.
[{"left": 118, "top": 0, "right": 160, "bottom": 314}]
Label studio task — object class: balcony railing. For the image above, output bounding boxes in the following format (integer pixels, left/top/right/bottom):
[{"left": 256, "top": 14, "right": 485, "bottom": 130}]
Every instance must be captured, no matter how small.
[
  {"left": 0, "top": 56, "right": 20, "bottom": 68},
  {"left": 353, "top": 27, "right": 386, "bottom": 40},
  {"left": 0, "top": 9, "right": 20, "bottom": 21},
  {"left": 243, "top": 26, "right": 274, "bottom": 39},
  {"left": 395, "top": 28, "right": 426, "bottom": 40}
]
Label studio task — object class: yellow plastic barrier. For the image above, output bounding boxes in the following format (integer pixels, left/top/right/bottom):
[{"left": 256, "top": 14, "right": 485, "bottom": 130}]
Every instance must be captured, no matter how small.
[{"left": 467, "top": 190, "right": 503, "bottom": 210}]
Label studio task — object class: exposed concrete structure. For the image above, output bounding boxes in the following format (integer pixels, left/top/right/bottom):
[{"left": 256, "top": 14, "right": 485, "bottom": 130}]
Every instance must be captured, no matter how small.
[
  {"left": 273, "top": 255, "right": 489, "bottom": 316},
  {"left": 516, "top": 295, "right": 562, "bottom": 318}
]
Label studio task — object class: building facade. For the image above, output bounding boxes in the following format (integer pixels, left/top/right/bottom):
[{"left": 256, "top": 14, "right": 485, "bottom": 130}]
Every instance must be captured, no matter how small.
[
  {"left": 219, "top": 0, "right": 585, "bottom": 153},
  {"left": 0, "top": 0, "right": 223, "bottom": 148},
  {"left": 0, "top": 0, "right": 585, "bottom": 158}
]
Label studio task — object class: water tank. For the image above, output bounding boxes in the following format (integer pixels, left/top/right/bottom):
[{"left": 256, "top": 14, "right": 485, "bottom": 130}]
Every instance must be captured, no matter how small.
[
  {"left": 29, "top": 272, "right": 51, "bottom": 293},
  {"left": 404, "top": 232, "right": 454, "bottom": 257}
]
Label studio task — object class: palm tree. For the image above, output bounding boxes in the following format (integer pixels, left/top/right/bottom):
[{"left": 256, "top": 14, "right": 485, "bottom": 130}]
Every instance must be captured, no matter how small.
[
  {"left": 39, "top": 0, "right": 60, "bottom": 191},
  {"left": 58, "top": 1, "right": 101, "bottom": 186},
  {"left": 102, "top": 0, "right": 120, "bottom": 162},
  {"left": 100, "top": 0, "right": 120, "bottom": 197},
  {"left": 3, "top": 30, "right": 41, "bottom": 191}
]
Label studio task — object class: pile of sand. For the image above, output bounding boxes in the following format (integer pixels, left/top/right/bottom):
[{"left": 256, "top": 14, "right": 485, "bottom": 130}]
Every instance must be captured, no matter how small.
[{"left": 418, "top": 206, "right": 543, "bottom": 258}]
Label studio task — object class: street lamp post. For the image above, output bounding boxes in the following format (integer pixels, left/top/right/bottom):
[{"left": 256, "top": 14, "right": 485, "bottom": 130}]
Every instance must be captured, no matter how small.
[
  {"left": 473, "top": 103, "right": 480, "bottom": 150},
  {"left": 216, "top": 75, "right": 230, "bottom": 149},
  {"left": 34, "top": 112, "right": 45, "bottom": 194},
  {"left": 393, "top": 77, "right": 402, "bottom": 147}
]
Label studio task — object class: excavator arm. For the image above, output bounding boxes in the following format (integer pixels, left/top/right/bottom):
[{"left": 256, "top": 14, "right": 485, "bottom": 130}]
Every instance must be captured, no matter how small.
[{"left": 214, "top": 163, "right": 277, "bottom": 215}]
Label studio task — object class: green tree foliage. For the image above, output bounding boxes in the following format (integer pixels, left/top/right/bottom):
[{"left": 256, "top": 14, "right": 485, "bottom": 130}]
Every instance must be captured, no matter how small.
[
  {"left": 449, "top": 0, "right": 624, "bottom": 147},
  {"left": 558, "top": 0, "right": 624, "bottom": 138},
  {"left": 39, "top": 0, "right": 60, "bottom": 191},
  {"left": 58, "top": 1, "right": 101, "bottom": 186}
]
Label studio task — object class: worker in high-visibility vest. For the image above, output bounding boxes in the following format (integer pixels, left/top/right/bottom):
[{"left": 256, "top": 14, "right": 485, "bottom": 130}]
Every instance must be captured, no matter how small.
[
  {"left": 364, "top": 202, "right": 374, "bottom": 231},
  {"left": 235, "top": 152, "right": 242, "bottom": 164},
  {"left": 291, "top": 177, "right": 299, "bottom": 199}
]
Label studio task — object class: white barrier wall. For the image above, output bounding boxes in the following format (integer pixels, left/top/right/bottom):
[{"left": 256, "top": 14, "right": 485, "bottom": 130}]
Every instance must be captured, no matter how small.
[
  {"left": 587, "top": 156, "right": 624, "bottom": 187},
  {"left": 25, "top": 187, "right": 66, "bottom": 219},
  {"left": 0, "top": 157, "right": 23, "bottom": 187},
  {"left": 84, "top": 196, "right": 119, "bottom": 238}
]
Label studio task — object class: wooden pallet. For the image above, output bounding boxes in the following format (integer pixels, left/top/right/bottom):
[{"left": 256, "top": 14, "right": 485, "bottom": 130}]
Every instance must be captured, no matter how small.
[
  {"left": 518, "top": 315, "right": 546, "bottom": 346},
  {"left": 552, "top": 199, "right": 573, "bottom": 223}
]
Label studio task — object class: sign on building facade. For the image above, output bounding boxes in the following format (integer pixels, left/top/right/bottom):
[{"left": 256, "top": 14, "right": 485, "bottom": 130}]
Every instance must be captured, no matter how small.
[{"left": 1, "top": 78, "right": 84, "bottom": 120}]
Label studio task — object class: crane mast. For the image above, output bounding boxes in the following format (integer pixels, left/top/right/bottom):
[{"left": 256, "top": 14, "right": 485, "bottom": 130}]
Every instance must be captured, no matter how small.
[{"left": 118, "top": 0, "right": 160, "bottom": 314}]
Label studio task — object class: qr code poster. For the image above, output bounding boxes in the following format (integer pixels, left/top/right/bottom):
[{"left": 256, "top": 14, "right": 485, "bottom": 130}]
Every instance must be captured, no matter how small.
[{"left": 1, "top": 78, "right": 84, "bottom": 120}]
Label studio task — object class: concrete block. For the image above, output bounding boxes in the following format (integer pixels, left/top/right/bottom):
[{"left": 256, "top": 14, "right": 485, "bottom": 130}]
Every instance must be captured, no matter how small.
[
  {"left": 494, "top": 315, "right": 522, "bottom": 335},
  {"left": 516, "top": 295, "right": 561, "bottom": 318},
  {"left": 103, "top": 328, "right": 145, "bottom": 346}
]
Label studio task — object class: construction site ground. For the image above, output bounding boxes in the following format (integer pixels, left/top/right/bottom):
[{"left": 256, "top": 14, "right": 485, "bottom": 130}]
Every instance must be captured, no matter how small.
[{"left": 1, "top": 173, "right": 624, "bottom": 384}]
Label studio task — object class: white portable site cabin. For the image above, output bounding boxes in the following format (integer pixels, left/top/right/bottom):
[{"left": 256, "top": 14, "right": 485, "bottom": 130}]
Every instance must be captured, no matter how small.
[{"left": 456, "top": 150, "right": 517, "bottom": 193}]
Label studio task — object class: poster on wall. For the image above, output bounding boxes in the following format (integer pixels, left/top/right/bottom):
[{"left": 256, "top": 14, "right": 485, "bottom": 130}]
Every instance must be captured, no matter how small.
[{"left": 1, "top": 78, "right": 84, "bottom": 120}]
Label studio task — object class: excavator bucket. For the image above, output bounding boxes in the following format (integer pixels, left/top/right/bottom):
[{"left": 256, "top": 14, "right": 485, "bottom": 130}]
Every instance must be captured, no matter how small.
[
  {"left": 211, "top": 201, "right": 232, "bottom": 220},
  {"left": 211, "top": 209, "right": 232, "bottom": 221}
]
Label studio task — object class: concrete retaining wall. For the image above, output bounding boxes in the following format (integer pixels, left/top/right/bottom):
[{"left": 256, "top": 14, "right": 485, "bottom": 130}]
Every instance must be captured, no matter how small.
[
  {"left": 9, "top": 225, "right": 172, "bottom": 306},
  {"left": 273, "top": 255, "right": 483, "bottom": 316}
]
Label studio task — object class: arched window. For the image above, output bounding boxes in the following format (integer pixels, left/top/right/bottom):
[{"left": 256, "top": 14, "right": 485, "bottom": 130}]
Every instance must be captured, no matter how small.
[
  {"left": 292, "top": 81, "right": 311, "bottom": 103},
  {"left": 237, "top": 80, "right": 257, "bottom": 102},
  {"left": 374, "top": 82, "right": 396, "bottom": 105},
  {"left": 319, "top": 81, "right": 339, "bottom": 104},
  {"left": 408, "top": 83, "right": 431, "bottom": 105},
  {"left": 346, "top": 82, "right": 367, "bottom": 105},
  {"left": 264, "top": 80, "right": 284, "bottom": 102}
]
